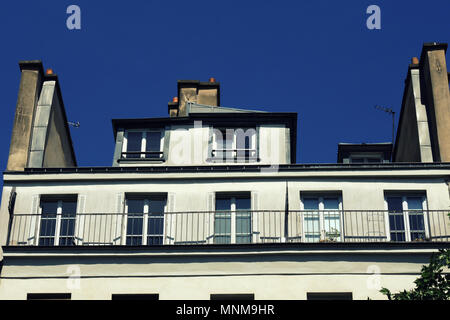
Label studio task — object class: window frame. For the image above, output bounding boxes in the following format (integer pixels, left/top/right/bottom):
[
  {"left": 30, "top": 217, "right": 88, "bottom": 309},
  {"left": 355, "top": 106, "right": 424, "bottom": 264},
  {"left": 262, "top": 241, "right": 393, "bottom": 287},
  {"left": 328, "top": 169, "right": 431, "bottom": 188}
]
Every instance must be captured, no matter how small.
[
  {"left": 37, "top": 196, "right": 78, "bottom": 246},
  {"left": 300, "top": 194, "right": 343, "bottom": 243},
  {"left": 384, "top": 193, "right": 429, "bottom": 242},
  {"left": 121, "top": 129, "right": 164, "bottom": 160},
  {"left": 214, "top": 193, "right": 252, "bottom": 244},
  {"left": 211, "top": 127, "right": 257, "bottom": 163},
  {"left": 122, "top": 195, "right": 167, "bottom": 246}
]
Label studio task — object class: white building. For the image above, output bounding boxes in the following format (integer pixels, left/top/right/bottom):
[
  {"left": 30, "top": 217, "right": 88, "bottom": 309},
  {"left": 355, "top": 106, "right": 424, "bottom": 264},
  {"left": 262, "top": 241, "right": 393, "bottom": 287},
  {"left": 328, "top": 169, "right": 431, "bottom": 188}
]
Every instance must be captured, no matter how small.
[{"left": 0, "top": 43, "right": 449, "bottom": 300}]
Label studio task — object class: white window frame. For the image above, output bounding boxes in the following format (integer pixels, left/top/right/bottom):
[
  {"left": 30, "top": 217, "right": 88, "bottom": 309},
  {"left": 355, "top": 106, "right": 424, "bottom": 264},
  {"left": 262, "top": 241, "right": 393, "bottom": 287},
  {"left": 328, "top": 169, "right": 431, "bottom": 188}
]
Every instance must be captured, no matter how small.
[
  {"left": 122, "top": 197, "right": 167, "bottom": 245},
  {"left": 212, "top": 128, "right": 257, "bottom": 162},
  {"left": 214, "top": 195, "right": 252, "bottom": 244},
  {"left": 37, "top": 198, "right": 78, "bottom": 246},
  {"left": 384, "top": 194, "right": 429, "bottom": 242},
  {"left": 122, "top": 129, "right": 164, "bottom": 159},
  {"left": 300, "top": 195, "right": 343, "bottom": 242}
]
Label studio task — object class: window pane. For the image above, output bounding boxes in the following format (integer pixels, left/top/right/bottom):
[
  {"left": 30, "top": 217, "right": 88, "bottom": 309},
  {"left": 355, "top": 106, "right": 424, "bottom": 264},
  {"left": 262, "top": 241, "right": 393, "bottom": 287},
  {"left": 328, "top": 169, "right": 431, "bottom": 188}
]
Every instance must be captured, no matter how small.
[
  {"left": 39, "top": 201, "right": 58, "bottom": 245},
  {"left": 389, "top": 214, "right": 405, "bottom": 230},
  {"left": 216, "top": 198, "right": 232, "bottom": 211},
  {"left": 41, "top": 201, "right": 58, "bottom": 215},
  {"left": 367, "top": 158, "right": 381, "bottom": 163},
  {"left": 407, "top": 197, "right": 423, "bottom": 210},
  {"left": 214, "top": 211, "right": 231, "bottom": 244},
  {"left": 351, "top": 158, "right": 364, "bottom": 163},
  {"left": 126, "top": 132, "right": 142, "bottom": 158},
  {"left": 145, "top": 131, "right": 162, "bottom": 159},
  {"left": 387, "top": 197, "right": 403, "bottom": 212},
  {"left": 126, "top": 199, "right": 144, "bottom": 245},
  {"left": 408, "top": 197, "right": 425, "bottom": 240},
  {"left": 127, "top": 199, "right": 145, "bottom": 213},
  {"left": 61, "top": 201, "right": 77, "bottom": 214},
  {"left": 148, "top": 199, "right": 166, "bottom": 246},
  {"left": 303, "top": 198, "right": 319, "bottom": 210},
  {"left": 323, "top": 198, "right": 339, "bottom": 210},
  {"left": 235, "top": 197, "right": 251, "bottom": 210}
]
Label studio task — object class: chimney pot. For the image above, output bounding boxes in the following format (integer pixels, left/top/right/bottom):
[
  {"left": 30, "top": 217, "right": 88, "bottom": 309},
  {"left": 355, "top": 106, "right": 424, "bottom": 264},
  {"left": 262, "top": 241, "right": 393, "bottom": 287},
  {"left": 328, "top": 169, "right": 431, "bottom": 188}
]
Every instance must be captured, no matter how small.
[
  {"left": 46, "top": 69, "right": 53, "bottom": 75},
  {"left": 209, "top": 77, "right": 216, "bottom": 83},
  {"left": 172, "top": 97, "right": 178, "bottom": 103},
  {"left": 411, "top": 57, "right": 419, "bottom": 65}
]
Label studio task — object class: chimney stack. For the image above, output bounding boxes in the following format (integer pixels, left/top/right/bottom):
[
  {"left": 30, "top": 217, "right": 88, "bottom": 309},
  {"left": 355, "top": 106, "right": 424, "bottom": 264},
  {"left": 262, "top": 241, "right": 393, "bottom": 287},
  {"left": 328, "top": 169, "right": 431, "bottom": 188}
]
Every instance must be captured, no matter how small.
[
  {"left": 419, "top": 42, "right": 450, "bottom": 162},
  {"left": 168, "top": 78, "right": 220, "bottom": 117}
]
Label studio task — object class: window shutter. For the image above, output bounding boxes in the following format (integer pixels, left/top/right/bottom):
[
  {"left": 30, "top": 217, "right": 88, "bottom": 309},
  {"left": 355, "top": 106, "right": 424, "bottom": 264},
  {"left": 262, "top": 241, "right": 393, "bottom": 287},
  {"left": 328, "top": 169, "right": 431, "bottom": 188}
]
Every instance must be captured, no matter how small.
[
  {"left": 75, "top": 195, "right": 86, "bottom": 245},
  {"left": 166, "top": 193, "right": 175, "bottom": 244},
  {"left": 206, "top": 192, "right": 215, "bottom": 243},
  {"left": 251, "top": 192, "right": 259, "bottom": 243},
  {"left": 207, "top": 127, "right": 213, "bottom": 162},
  {"left": 116, "top": 193, "right": 125, "bottom": 245},
  {"left": 28, "top": 195, "right": 40, "bottom": 245},
  {"left": 256, "top": 126, "right": 260, "bottom": 161}
]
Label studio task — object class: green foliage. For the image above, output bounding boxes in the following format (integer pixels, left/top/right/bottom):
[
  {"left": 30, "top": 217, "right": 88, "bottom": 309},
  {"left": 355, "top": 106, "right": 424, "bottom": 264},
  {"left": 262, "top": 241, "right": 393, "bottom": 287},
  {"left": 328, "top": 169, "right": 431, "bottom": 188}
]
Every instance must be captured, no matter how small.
[{"left": 380, "top": 249, "right": 450, "bottom": 300}]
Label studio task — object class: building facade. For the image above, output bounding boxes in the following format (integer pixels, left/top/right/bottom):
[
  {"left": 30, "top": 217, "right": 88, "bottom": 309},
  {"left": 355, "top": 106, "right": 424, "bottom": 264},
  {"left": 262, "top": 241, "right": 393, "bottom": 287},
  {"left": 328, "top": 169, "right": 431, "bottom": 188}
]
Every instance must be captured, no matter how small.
[{"left": 0, "top": 43, "right": 449, "bottom": 300}]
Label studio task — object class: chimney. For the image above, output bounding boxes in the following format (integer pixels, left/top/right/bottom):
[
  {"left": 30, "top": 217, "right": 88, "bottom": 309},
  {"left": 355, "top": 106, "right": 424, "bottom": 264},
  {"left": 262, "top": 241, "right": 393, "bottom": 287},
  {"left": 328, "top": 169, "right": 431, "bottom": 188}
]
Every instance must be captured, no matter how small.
[
  {"left": 6, "top": 61, "right": 77, "bottom": 171},
  {"left": 171, "top": 78, "right": 220, "bottom": 117},
  {"left": 168, "top": 96, "right": 179, "bottom": 117},
  {"left": 6, "top": 61, "right": 44, "bottom": 171},
  {"left": 419, "top": 42, "right": 450, "bottom": 162}
]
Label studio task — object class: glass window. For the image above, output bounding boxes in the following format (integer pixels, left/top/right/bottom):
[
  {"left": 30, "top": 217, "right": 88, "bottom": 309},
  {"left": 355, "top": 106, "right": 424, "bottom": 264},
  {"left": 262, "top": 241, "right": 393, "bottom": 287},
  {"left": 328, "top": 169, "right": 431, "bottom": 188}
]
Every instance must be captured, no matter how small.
[
  {"left": 212, "top": 128, "right": 256, "bottom": 162},
  {"left": 125, "top": 196, "right": 166, "bottom": 246},
  {"left": 302, "top": 195, "right": 341, "bottom": 242},
  {"left": 39, "top": 197, "right": 77, "bottom": 246},
  {"left": 214, "top": 194, "right": 251, "bottom": 244},
  {"left": 123, "top": 131, "right": 163, "bottom": 159},
  {"left": 145, "top": 131, "right": 162, "bottom": 159},
  {"left": 386, "top": 194, "right": 427, "bottom": 242}
]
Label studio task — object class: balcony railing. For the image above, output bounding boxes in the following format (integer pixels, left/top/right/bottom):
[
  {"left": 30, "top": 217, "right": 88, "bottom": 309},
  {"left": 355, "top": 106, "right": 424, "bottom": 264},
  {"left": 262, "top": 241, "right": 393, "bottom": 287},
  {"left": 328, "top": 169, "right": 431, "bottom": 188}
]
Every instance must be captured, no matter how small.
[{"left": 6, "top": 210, "right": 450, "bottom": 246}]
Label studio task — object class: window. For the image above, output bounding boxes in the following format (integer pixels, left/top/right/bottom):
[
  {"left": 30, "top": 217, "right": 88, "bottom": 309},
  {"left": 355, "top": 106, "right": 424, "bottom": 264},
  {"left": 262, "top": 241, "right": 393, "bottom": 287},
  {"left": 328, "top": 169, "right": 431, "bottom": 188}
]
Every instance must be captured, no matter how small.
[
  {"left": 38, "top": 197, "right": 77, "bottom": 246},
  {"left": 122, "top": 130, "right": 163, "bottom": 159},
  {"left": 385, "top": 194, "right": 428, "bottom": 241},
  {"left": 349, "top": 153, "right": 383, "bottom": 163},
  {"left": 211, "top": 128, "right": 257, "bottom": 162},
  {"left": 125, "top": 195, "right": 166, "bottom": 245},
  {"left": 111, "top": 294, "right": 159, "bottom": 300},
  {"left": 210, "top": 294, "right": 254, "bottom": 300},
  {"left": 301, "top": 194, "right": 342, "bottom": 242},
  {"left": 27, "top": 293, "right": 71, "bottom": 300},
  {"left": 307, "top": 292, "right": 352, "bottom": 300},
  {"left": 214, "top": 194, "right": 251, "bottom": 244}
]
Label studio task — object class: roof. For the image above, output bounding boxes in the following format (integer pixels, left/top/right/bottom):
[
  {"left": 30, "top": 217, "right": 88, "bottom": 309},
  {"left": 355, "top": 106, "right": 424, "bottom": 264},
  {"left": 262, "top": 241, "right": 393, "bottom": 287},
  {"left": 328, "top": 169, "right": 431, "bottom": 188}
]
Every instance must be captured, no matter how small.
[
  {"left": 186, "top": 102, "right": 267, "bottom": 114},
  {"left": 8, "top": 162, "right": 450, "bottom": 175},
  {"left": 112, "top": 111, "right": 298, "bottom": 162}
]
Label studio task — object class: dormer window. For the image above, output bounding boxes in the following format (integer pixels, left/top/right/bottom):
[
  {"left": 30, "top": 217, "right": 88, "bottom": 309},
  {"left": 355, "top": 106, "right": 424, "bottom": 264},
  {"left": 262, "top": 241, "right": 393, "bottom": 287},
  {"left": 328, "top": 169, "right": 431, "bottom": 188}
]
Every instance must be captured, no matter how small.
[
  {"left": 122, "top": 130, "right": 164, "bottom": 160},
  {"left": 349, "top": 154, "right": 383, "bottom": 163},
  {"left": 211, "top": 128, "right": 257, "bottom": 162}
]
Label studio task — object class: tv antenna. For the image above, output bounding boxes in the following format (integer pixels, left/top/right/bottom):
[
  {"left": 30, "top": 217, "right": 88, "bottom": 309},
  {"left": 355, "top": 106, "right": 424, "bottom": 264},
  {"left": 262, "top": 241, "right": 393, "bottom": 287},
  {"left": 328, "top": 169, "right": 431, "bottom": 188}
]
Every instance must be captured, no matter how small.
[
  {"left": 374, "top": 105, "right": 395, "bottom": 144},
  {"left": 68, "top": 121, "right": 80, "bottom": 128}
]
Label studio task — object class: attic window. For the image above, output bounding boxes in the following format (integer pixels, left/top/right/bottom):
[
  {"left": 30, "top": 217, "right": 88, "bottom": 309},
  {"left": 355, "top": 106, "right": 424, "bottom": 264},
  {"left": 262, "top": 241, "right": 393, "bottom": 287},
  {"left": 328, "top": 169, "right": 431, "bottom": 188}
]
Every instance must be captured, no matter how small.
[
  {"left": 122, "top": 130, "right": 163, "bottom": 160},
  {"left": 211, "top": 128, "right": 257, "bottom": 162},
  {"left": 349, "top": 153, "right": 383, "bottom": 163}
]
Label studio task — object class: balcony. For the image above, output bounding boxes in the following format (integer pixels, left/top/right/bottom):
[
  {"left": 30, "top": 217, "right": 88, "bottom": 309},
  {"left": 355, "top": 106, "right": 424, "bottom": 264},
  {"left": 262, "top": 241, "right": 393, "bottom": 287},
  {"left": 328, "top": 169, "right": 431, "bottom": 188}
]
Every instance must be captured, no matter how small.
[{"left": 5, "top": 210, "right": 450, "bottom": 246}]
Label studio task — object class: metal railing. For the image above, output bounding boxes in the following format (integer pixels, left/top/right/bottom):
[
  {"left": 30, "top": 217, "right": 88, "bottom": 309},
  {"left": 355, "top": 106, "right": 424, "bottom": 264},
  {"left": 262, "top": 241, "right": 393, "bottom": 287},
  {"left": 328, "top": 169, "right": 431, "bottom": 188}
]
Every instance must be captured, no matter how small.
[{"left": 6, "top": 210, "right": 450, "bottom": 246}]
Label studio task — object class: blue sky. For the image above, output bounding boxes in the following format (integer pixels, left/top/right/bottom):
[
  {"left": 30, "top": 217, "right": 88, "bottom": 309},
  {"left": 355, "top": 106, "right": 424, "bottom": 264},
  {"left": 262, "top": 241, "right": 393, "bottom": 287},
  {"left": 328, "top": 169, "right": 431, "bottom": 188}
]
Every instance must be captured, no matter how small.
[{"left": 0, "top": 0, "right": 449, "bottom": 174}]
